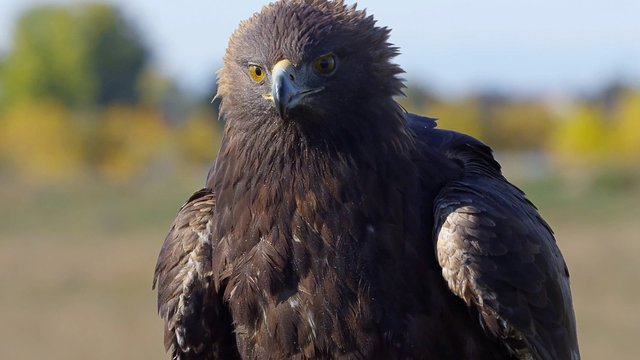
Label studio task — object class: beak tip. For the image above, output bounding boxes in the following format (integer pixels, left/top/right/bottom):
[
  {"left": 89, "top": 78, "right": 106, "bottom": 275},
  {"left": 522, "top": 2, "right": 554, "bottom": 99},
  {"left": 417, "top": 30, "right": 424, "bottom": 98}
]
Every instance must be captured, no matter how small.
[
  {"left": 275, "top": 103, "right": 286, "bottom": 118},
  {"left": 272, "top": 86, "right": 285, "bottom": 118}
]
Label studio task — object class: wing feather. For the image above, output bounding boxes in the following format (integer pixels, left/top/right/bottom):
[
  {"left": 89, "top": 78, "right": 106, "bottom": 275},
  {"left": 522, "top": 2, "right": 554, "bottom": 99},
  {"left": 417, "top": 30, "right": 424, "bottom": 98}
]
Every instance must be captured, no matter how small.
[
  {"left": 423, "top": 123, "right": 579, "bottom": 360},
  {"left": 153, "top": 188, "right": 236, "bottom": 359}
]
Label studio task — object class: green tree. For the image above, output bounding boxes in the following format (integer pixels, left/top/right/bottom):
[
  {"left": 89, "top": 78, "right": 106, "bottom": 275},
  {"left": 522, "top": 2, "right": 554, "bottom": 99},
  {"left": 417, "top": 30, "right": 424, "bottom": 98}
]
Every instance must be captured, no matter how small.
[
  {"left": 0, "top": 3, "right": 148, "bottom": 108},
  {"left": 82, "top": 4, "right": 148, "bottom": 105},
  {"left": 0, "top": 56, "right": 6, "bottom": 105},
  {"left": 1, "top": 6, "right": 92, "bottom": 107}
]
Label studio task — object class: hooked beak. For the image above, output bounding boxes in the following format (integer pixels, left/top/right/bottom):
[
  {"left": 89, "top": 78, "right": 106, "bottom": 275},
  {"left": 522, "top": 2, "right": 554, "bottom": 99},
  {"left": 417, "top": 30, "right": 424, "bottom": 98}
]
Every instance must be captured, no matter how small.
[{"left": 269, "top": 59, "right": 323, "bottom": 118}]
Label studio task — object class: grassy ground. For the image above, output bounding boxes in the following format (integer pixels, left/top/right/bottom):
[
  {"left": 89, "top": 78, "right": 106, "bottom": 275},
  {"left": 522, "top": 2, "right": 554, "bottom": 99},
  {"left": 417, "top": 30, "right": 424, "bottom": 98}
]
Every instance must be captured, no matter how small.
[{"left": 0, "top": 166, "right": 638, "bottom": 359}]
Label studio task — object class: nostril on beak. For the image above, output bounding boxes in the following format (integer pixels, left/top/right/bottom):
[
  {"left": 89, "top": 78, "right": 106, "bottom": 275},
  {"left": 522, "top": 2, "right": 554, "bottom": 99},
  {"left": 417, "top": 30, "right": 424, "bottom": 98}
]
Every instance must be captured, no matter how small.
[{"left": 289, "top": 73, "right": 295, "bottom": 81}]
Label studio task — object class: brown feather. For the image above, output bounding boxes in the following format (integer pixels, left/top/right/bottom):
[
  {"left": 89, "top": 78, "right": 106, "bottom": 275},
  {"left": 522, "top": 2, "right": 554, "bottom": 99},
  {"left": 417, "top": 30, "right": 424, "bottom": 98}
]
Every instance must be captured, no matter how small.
[
  {"left": 431, "top": 130, "right": 580, "bottom": 360},
  {"left": 153, "top": 189, "right": 238, "bottom": 359},
  {"left": 153, "top": 1, "right": 580, "bottom": 359}
]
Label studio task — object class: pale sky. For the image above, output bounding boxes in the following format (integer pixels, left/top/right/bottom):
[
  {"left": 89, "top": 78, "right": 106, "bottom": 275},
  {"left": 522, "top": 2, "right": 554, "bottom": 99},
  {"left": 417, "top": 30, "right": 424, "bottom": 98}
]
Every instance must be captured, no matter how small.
[{"left": 1, "top": 0, "right": 639, "bottom": 97}]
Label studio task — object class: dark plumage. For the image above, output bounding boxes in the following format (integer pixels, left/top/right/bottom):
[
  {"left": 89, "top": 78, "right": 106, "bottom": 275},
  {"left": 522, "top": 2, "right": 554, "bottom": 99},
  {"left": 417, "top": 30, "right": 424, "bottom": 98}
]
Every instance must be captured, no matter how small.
[{"left": 153, "top": 1, "right": 580, "bottom": 359}]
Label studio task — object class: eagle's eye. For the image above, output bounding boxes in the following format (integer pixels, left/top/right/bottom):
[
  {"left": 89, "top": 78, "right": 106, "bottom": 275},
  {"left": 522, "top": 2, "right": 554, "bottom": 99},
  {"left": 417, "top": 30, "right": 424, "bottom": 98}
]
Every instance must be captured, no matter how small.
[
  {"left": 249, "top": 64, "right": 266, "bottom": 82},
  {"left": 312, "top": 54, "right": 337, "bottom": 76}
]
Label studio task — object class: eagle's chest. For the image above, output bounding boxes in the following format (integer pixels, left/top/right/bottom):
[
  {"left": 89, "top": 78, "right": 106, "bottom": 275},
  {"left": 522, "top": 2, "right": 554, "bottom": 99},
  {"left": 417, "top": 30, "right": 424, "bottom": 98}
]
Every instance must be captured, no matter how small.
[
  {"left": 219, "top": 213, "right": 416, "bottom": 357},
  {"left": 211, "top": 153, "right": 429, "bottom": 356}
]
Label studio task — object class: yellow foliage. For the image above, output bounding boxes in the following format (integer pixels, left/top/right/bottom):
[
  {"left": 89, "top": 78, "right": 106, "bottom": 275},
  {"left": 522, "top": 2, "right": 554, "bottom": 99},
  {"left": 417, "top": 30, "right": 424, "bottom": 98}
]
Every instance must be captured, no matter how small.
[
  {"left": 0, "top": 101, "right": 84, "bottom": 181},
  {"left": 549, "top": 104, "right": 609, "bottom": 162},
  {"left": 492, "top": 102, "right": 555, "bottom": 150},
  {"left": 0, "top": 88, "right": 637, "bottom": 185},
  {"left": 97, "top": 105, "right": 170, "bottom": 181},
  {"left": 178, "top": 111, "right": 222, "bottom": 164},
  {"left": 610, "top": 91, "right": 640, "bottom": 160},
  {"left": 427, "top": 100, "right": 484, "bottom": 140}
]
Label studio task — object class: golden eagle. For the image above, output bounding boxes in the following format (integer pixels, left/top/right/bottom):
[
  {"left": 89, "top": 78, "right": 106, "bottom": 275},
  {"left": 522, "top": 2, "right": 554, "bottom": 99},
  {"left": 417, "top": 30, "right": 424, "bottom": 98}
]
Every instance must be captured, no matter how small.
[{"left": 153, "top": 1, "right": 580, "bottom": 359}]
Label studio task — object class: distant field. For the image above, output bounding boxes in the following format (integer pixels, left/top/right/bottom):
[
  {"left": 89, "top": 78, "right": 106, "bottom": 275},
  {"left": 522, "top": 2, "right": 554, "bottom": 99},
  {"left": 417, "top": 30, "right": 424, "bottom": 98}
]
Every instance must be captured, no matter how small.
[{"left": 0, "top": 167, "right": 638, "bottom": 359}]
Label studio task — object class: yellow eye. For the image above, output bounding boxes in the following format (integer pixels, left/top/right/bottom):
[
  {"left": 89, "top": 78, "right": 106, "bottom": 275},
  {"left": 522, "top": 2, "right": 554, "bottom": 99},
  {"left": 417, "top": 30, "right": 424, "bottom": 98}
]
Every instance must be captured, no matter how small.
[
  {"left": 249, "top": 64, "right": 265, "bottom": 82},
  {"left": 312, "top": 54, "right": 336, "bottom": 75}
]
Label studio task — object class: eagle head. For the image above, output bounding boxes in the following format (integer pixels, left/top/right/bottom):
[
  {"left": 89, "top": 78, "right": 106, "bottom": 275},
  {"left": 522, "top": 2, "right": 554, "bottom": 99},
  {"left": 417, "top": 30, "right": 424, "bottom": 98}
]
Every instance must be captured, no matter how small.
[{"left": 217, "top": 0, "right": 405, "bottom": 136}]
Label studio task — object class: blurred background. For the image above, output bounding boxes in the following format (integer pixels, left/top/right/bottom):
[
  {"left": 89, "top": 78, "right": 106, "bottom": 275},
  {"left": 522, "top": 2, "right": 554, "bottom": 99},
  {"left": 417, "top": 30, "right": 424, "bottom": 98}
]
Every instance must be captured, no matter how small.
[{"left": 0, "top": 0, "right": 638, "bottom": 359}]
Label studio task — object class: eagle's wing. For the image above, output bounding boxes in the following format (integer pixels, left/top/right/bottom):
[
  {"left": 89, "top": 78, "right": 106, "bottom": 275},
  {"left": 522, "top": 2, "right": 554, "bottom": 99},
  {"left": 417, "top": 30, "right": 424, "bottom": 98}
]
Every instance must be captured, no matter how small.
[
  {"left": 413, "top": 116, "right": 579, "bottom": 360},
  {"left": 153, "top": 188, "right": 235, "bottom": 360}
]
